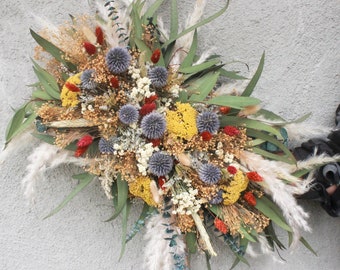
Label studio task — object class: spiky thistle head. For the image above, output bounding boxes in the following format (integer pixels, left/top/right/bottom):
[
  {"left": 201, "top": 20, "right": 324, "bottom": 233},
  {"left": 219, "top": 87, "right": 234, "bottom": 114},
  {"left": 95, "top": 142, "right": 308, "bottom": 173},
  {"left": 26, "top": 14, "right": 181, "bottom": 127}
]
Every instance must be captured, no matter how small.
[
  {"left": 148, "top": 152, "right": 173, "bottom": 176},
  {"left": 106, "top": 47, "right": 131, "bottom": 74},
  {"left": 148, "top": 66, "right": 168, "bottom": 88},
  {"left": 141, "top": 111, "right": 166, "bottom": 139},
  {"left": 81, "top": 69, "right": 97, "bottom": 90},
  {"left": 196, "top": 111, "right": 220, "bottom": 133},
  {"left": 198, "top": 163, "right": 221, "bottom": 185},
  {"left": 98, "top": 137, "right": 116, "bottom": 154},
  {"left": 118, "top": 104, "right": 139, "bottom": 124}
]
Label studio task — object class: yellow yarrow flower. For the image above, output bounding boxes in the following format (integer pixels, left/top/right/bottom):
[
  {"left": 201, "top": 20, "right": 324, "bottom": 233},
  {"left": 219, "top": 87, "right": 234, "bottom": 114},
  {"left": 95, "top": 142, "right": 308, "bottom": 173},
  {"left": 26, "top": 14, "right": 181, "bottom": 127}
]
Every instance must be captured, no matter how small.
[
  {"left": 129, "top": 176, "right": 158, "bottom": 207},
  {"left": 60, "top": 73, "right": 82, "bottom": 107},
  {"left": 166, "top": 102, "right": 198, "bottom": 140},
  {"left": 221, "top": 171, "right": 249, "bottom": 205}
]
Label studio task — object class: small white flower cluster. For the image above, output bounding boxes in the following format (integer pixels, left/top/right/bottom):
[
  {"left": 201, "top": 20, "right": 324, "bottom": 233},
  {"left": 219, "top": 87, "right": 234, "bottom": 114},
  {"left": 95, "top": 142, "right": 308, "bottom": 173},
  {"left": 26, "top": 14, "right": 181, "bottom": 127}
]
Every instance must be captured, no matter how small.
[
  {"left": 128, "top": 64, "right": 155, "bottom": 102},
  {"left": 157, "top": 97, "right": 172, "bottom": 113},
  {"left": 135, "top": 142, "right": 158, "bottom": 175},
  {"left": 223, "top": 152, "right": 234, "bottom": 164},
  {"left": 215, "top": 142, "right": 235, "bottom": 163},
  {"left": 172, "top": 181, "right": 202, "bottom": 215},
  {"left": 168, "top": 84, "right": 181, "bottom": 97}
]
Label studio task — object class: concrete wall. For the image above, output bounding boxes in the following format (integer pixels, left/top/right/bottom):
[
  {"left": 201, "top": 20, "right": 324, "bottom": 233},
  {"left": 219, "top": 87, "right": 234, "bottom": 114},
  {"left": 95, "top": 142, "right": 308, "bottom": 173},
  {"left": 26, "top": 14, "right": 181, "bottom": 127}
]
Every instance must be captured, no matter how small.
[{"left": 1, "top": 0, "right": 339, "bottom": 269}]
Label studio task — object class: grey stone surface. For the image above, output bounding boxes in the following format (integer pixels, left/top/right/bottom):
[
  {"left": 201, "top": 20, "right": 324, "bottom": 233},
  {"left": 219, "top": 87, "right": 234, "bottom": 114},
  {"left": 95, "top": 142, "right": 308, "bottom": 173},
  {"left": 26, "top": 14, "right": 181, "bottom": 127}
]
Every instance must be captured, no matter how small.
[{"left": 0, "top": 0, "right": 339, "bottom": 270}]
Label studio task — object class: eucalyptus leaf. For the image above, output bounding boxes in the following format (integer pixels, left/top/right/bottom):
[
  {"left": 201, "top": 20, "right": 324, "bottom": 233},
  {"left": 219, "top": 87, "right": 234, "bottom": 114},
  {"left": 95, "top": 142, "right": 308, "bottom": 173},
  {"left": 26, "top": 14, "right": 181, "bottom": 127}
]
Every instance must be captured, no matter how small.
[
  {"left": 253, "top": 147, "right": 295, "bottom": 164},
  {"left": 44, "top": 173, "right": 94, "bottom": 219},
  {"left": 180, "top": 30, "right": 198, "bottom": 69},
  {"left": 241, "top": 51, "right": 265, "bottom": 97},
  {"left": 239, "top": 226, "right": 256, "bottom": 242},
  {"left": 255, "top": 197, "right": 292, "bottom": 232},
  {"left": 247, "top": 129, "right": 296, "bottom": 163},
  {"left": 162, "top": 1, "right": 230, "bottom": 47},
  {"left": 220, "top": 116, "right": 283, "bottom": 139},
  {"left": 169, "top": 0, "right": 178, "bottom": 40},
  {"left": 32, "top": 89, "right": 55, "bottom": 100},
  {"left": 105, "top": 174, "right": 129, "bottom": 222},
  {"left": 142, "top": 0, "right": 165, "bottom": 24},
  {"left": 119, "top": 200, "right": 131, "bottom": 260},
  {"left": 220, "top": 68, "right": 247, "bottom": 80},
  {"left": 179, "top": 59, "right": 220, "bottom": 74},
  {"left": 186, "top": 232, "right": 197, "bottom": 253},
  {"left": 206, "top": 95, "right": 261, "bottom": 109},
  {"left": 300, "top": 237, "right": 317, "bottom": 256},
  {"left": 5, "top": 104, "right": 36, "bottom": 145},
  {"left": 32, "top": 133, "right": 56, "bottom": 145},
  {"left": 30, "top": 29, "right": 77, "bottom": 72},
  {"left": 188, "top": 71, "right": 219, "bottom": 102}
]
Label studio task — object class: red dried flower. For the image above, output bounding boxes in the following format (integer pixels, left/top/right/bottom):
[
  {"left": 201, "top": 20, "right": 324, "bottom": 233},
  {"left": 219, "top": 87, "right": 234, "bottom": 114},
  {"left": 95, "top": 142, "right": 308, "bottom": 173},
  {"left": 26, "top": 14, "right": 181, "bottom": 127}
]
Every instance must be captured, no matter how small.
[
  {"left": 214, "top": 218, "right": 228, "bottom": 234},
  {"left": 158, "top": 176, "right": 166, "bottom": 190},
  {"left": 77, "top": 135, "right": 93, "bottom": 148},
  {"left": 110, "top": 77, "right": 119, "bottom": 88},
  {"left": 246, "top": 171, "right": 263, "bottom": 182},
  {"left": 227, "top": 165, "right": 237, "bottom": 174},
  {"left": 83, "top": 41, "right": 96, "bottom": 55},
  {"left": 145, "top": 95, "right": 158, "bottom": 104},
  {"left": 223, "top": 125, "right": 240, "bottom": 136},
  {"left": 74, "top": 146, "right": 88, "bottom": 157},
  {"left": 95, "top": 26, "right": 104, "bottom": 45},
  {"left": 151, "top": 48, "right": 161, "bottom": 64},
  {"left": 219, "top": 106, "right": 231, "bottom": 114},
  {"left": 65, "top": 82, "right": 80, "bottom": 92},
  {"left": 149, "top": 138, "right": 161, "bottom": 147},
  {"left": 201, "top": 131, "right": 212, "bottom": 141},
  {"left": 140, "top": 102, "right": 156, "bottom": 116},
  {"left": 243, "top": 191, "right": 257, "bottom": 206}
]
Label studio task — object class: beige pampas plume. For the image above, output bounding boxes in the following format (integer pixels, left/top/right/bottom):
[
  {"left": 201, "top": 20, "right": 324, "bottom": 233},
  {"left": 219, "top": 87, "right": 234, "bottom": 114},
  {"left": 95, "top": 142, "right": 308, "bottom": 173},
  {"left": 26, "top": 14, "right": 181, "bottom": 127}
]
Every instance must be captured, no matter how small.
[
  {"left": 143, "top": 214, "right": 187, "bottom": 270},
  {"left": 240, "top": 150, "right": 312, "bottom": 245},
  {"left": 285, "top": 122, "right": 331, "bottom": 148},
  {"left": 21, "top": 142, "right": 87, "bottom": 203}
]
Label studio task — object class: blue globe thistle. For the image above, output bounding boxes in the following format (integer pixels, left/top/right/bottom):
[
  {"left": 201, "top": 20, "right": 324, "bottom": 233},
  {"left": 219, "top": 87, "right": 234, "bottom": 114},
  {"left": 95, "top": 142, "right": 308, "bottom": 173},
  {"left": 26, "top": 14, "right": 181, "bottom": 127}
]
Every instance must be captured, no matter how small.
[
  {"left": 196, "top": 111, "right": 220, "bottom": 133},
  {"left": 148, "top": 66, "right": 168, "bottom": 88},
  {"left": 209, "top": 190, "right": 223, "bottom": 204},
  {"left": 81, "top": 69, "right": 97, "bottom": 90},
  {"left": 119, "top": 104, "right": 139, "bottom": 124},
  {"left": 98, "top": 137, "right": 115, "bottom": 154},
  {"left": 141, "top": 111, "right": 166, "bottom": 139},
  {"left": 106, "top": 47, "right": 131, "bottom": 74},
  {"left": 149, "top": 152, "right": 173, "bottom": 176},
  {"left": 198, "top": 163, "right": 221, "bottom": 185}
]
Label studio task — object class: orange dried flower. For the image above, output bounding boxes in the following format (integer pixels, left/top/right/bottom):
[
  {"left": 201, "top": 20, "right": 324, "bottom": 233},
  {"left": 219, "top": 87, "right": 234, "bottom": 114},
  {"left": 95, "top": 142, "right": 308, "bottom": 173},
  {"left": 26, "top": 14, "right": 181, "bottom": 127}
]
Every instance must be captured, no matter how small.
[
  {"left": 149, "top": 138, "right": 161, "bottom": 147},
  {"left": 83, "top": 41, "right": 96, "bottom": 55},
  {"left": 246, "top": 171, "right": 263, "bottom": 182},
  {"left": 151, "top": 48, "right": 161, "bottom": 64},
  {"left": 214, "top": 218, "right": 228, "bottom": 234},
  {"left": 243, "top": 191, "right": 256, "bottom": 206}
]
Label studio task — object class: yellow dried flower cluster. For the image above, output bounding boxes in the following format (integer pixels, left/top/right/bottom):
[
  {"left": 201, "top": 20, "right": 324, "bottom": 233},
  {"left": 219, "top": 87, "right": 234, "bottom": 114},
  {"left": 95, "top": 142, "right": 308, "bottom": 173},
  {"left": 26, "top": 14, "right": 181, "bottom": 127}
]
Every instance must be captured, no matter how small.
[
  {"left": 221, "top": 171, "right": 249, "bottom": 205},
  {"left": 166, "top": 102, "right": 198, "bottom": 140},
  {"left": 60, "top": 73, "right": 82, "bottom": 107},
  {"left": 129, "top": 176, "right": 158, "bottom": 207}
]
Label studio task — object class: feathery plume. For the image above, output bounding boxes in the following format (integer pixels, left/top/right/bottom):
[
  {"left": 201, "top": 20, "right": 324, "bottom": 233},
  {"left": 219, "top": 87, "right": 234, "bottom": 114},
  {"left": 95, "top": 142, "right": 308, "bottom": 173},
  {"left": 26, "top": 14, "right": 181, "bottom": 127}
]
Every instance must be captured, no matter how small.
[{"left": 239, "top": 150, "right": 312, "bottom": 245}]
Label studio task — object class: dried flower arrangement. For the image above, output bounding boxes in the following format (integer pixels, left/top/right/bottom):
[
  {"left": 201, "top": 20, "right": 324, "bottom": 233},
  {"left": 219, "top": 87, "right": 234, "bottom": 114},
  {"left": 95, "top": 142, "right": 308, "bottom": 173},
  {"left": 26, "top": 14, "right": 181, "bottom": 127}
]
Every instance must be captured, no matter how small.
[{"left": 5, "top": 0, "right": 338, "bottom": 269}]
